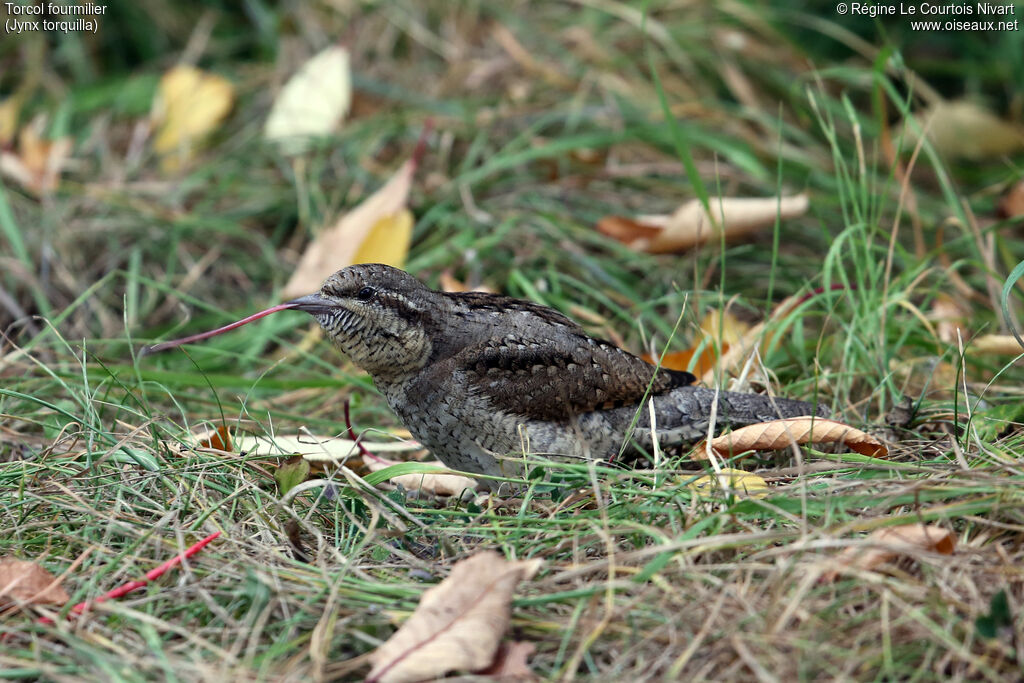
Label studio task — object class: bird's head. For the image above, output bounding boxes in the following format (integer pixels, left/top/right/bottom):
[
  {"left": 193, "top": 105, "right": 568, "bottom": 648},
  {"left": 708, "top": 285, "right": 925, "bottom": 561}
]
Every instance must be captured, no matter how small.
[{"left": 286, "top": 264, "right": 437, "bottom": 379}]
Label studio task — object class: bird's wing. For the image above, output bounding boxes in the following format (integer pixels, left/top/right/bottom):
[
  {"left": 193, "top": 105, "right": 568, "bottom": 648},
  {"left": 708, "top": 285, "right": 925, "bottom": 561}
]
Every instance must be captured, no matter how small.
[{"left": 457, "top": 332, "right": 695, "bottom": 422}]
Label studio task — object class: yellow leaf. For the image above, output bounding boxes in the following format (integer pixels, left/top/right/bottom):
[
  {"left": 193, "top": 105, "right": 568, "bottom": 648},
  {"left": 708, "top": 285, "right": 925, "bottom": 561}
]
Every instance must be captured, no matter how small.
[
  {"left": 350, "top": 208, "right": 413, "bottom": 268},
  {"left": 152, "top": 65, "right": 234, "bottom": 171},
  {"left": 264, "top": 45, "right": 351, "bottom": 155},
  {"left": 282, "top": 157, "right": 416, "bottom": 298},
  {"left": 700, "top": 308, "right": 750, "bottom": 346},
  {"left": 686, "top": 467, "right": 769, "bottom": 498}
]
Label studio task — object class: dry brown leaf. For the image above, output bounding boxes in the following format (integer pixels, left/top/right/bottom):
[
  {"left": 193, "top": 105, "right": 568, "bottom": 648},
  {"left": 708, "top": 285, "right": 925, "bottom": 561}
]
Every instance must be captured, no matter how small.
[
  {"left": 971, "top": 334, "right": 1024, "bottom": 356},
  {"left": 0, "top": 117, "right": 72, "bottom": 195},
  {"left": 151, "top": 65, "right": 234, "bottom": 171},
  {"left": 282, "top": 158, "right": 417, "bottom": 298},
  {"left": 998, "top": 180, "right": 1024, "bottom": 219},
  {"left": 365, "top": 456, "right": 477, "bottom": 497},
  {"left": 0, "top": 559, "right": 69, "bottom": 609},
  {"left": 908, "top": 100, "right": 1024, "bottom": 161},
  {"left": 822, "top": 524, "right": 954, "bottom": 583},
  {"left": 474, "top": 640, "right": 537, "bottom": 679},
  {"left": 264, "top": 45, "right": 351, "bottom": 154},
  {"left": 699, "top": 417, "right": 887, "bottom": 459},
  {"left": 367, "top": 551, "right": 543, "bottom": 683},
  {"left": 700, "top": 290, "right": 811, "bottom": 384},
  {"left": 595, "top": 215, "right": 662, "bottom": 244},
  {"left": 599, "top": 194, "right": 808, "bottom": 253},
  {"left": 196, "top": 425, "right": 232, "bottom": 452}
]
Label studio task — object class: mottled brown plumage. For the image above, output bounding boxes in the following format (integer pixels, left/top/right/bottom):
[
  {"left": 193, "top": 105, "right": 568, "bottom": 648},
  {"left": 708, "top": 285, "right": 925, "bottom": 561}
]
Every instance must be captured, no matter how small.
[{"left": 287, "top": 264, "right": 823, "bottom": 485}]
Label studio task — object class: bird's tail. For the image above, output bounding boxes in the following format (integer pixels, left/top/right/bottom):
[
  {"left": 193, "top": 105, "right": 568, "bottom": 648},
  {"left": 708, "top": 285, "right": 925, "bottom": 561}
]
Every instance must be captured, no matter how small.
[{"left": 633, "top": 386, "right": 829, "bottom": 448}]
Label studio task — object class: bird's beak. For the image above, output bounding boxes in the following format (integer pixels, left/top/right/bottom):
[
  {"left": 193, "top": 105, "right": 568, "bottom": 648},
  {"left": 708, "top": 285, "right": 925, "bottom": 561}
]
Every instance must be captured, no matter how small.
[{"left": 285, "top": 293, "right": 334, "bottom": 315}]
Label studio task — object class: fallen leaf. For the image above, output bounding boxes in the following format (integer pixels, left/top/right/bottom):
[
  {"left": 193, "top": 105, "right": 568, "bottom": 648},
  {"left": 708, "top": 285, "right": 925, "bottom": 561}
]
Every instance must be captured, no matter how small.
[
  {"left": 365, "top": 456, "right": 477, "bottom": 497},
  {"left": 474, "top": 640, "right": 537, "bottom": 679},
  {"left": 0, "top": 116, "right": 72, "bottom": 195},
  {"left": 643, "top": 308, "right": 750, "bottom": 376},
  {"left": 237, "top": 434, "right": 418, "bottom": 462},
  {"left": 182, "top": 425, "right": 420, "bottom": 462},
  {"left": 367, "top": 551, "right": 543, "bottom": 683},
  {"left": 151, "top": 65, "right": 234, "bottom": 171},
  {"left": 907, "top": 100, "right": 1024, "bottom": 161},
  {"left": 0, "top": 559, "right": 69, "bottom": 609},
  {"left": 700, "top": 289, "right": 818, "bottom": 384},
  {"left": 349, "top": 209, "right": 414, "bottom": 269},
  {"left": 822, "top": 524, "right": 954, "bottom": 582},
  {"left": 596, "top": 215, "right": 662, "bottom": 244},
  {"left": 275, "top": 455, "right": 311, "bottom": 495},
  {"left": 698, "top": 417, "right": 887, "bottom": 459},
  {"left": 998, "top": 181, "right": 1024, "bottom": 219},
  {"left": 686, "top": 467, "right": 769, "bottom": 499},
  {"left": 972, "top": 334, "right": 1024, "bottom": 356},
  {"left": 264, "top": 45, "right": 351, "bottom": 155},
  {"left": 282, "top": 150, "right": 420, "bottom": 298},
  {"left": 598, "top": 194, "right": 809, "bottom": 253},
  {"left": 196, "top": 425, "right": 232, "bottom": 452},
  {"left": 641, "top": 348, "right": 707, "bottom": 375}
]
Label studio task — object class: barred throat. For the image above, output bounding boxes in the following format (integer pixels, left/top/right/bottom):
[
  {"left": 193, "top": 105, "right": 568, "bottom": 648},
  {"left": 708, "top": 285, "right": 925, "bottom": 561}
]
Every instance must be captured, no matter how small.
[{"left": 315, "top": 306, "right": 431, "bottom": 379}]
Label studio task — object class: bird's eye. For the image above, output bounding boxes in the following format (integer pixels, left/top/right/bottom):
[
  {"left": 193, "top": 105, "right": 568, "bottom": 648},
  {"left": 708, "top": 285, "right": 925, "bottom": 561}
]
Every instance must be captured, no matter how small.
[{"left": 356, "top": 286, "right": 376, "bottom": 301}]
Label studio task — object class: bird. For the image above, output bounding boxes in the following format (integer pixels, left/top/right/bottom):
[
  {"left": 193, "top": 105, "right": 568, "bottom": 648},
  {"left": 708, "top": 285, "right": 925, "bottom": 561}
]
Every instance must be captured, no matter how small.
[{"left": 280, "top": 264, "right": 825, "bottom": 486}]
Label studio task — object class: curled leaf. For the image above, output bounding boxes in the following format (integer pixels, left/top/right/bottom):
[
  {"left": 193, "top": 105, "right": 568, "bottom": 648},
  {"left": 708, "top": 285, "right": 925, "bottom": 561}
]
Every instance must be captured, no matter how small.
[
  {"left": 699, "top": 417, "right": 888, "bottom": 459},
  {"left": 367, "top": 551, "right": 543, "bottom": 683},
  {"left": 822, "top": 524, "right": 954, "bottom": 583},
  {"left": 599, "top": 194, "right": 808, "bottom": 253}
]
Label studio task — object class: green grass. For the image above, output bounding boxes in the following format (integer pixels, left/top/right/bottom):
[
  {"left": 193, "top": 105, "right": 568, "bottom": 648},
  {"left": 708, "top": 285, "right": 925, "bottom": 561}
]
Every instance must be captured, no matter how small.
[{"left": 2, "top": 2, "right": 1024, "bottom": 680}]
